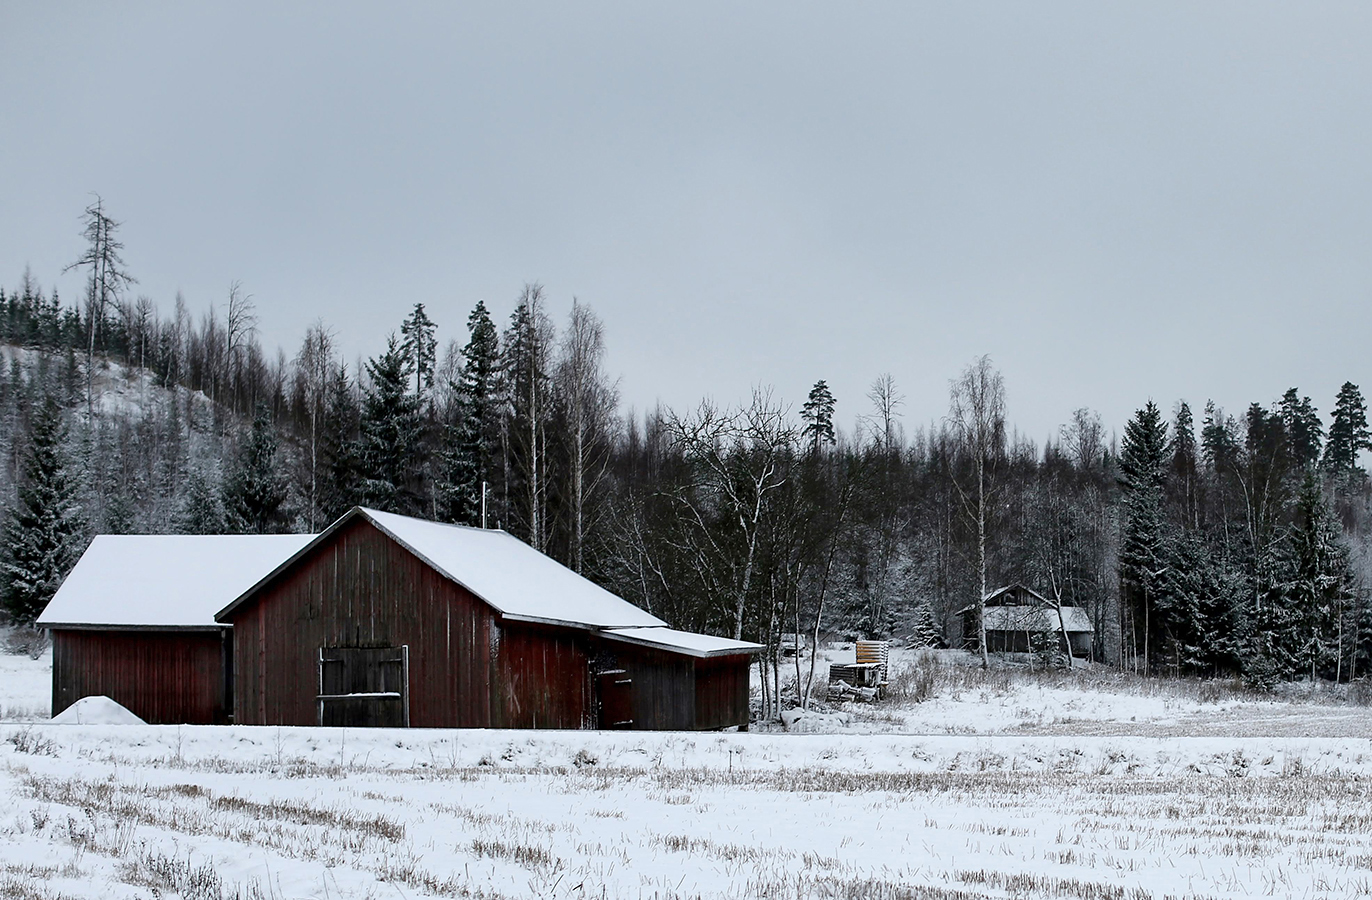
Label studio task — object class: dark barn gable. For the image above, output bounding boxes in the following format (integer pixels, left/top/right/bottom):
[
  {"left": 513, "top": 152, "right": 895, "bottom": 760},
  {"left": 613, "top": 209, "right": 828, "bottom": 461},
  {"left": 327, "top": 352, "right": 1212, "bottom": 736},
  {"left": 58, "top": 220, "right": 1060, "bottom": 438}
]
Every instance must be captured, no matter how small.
[{"left": 217, "top": 508, "right": 758, "bottom": 731}]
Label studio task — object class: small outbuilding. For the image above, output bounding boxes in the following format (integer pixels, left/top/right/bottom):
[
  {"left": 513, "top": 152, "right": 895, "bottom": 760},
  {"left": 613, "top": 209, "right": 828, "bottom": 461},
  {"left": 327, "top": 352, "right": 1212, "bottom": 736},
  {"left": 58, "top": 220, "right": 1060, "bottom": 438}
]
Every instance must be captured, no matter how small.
[
  {"left": 214, "top": 507, "right": 760, "bottom": 730},
  {"left": 960, "top": 584, "right": 1093, "bottom": 659},
  {"left": 36, "top": 533, "right": 314, "bottom": 723}
]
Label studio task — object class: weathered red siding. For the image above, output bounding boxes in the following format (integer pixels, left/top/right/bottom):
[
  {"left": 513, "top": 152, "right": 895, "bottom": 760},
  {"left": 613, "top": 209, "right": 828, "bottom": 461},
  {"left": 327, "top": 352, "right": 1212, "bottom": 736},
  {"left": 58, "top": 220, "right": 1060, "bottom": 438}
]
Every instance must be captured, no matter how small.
[
  {"left": 693, "top": 655, "right": 751, "bottom": 730},
  {"left": 609, "top": 643, "right": 696, "bottom": 730},
  {"left": 226, "top": 513, "right": 754, "bottom": 731},
  {"left": 51, "top": 629, "right": 225, "bottom": 724},
  {"left": 230, "top": 517, "right": 499, "bottom": 727},
  {"left": 496, "top": 623, "right": 593, "bottom": 729}
]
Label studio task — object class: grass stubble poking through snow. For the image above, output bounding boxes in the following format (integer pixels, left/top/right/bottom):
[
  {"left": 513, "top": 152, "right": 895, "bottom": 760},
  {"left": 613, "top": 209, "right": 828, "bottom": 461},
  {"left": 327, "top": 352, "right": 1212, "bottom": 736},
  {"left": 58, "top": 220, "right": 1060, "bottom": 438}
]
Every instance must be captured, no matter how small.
[
  {"left": 5, "top": 729, "right": 1372, "bottom": 899},
  {"left": 5, "top": 648, "right": 1372, "bottom": 898}
]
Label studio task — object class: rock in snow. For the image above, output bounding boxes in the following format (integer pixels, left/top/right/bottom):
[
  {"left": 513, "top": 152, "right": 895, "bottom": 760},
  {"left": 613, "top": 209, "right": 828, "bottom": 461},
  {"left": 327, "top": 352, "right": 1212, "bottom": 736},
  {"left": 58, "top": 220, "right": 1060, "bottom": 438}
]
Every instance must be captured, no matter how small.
[{"left": 50, "top": 695, "right": 145, "bottom": 725}]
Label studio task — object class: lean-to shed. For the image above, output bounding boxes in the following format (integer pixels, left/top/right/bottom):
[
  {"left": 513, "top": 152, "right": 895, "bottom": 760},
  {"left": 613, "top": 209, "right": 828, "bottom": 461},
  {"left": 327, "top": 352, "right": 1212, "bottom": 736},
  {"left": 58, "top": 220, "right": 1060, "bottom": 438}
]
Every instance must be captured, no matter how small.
[
  {"left": 214, "top": 507, "right": 760, "bottom": 730},
  {"left": 36, "top": 534, "right": 314, "bottom": 723}
]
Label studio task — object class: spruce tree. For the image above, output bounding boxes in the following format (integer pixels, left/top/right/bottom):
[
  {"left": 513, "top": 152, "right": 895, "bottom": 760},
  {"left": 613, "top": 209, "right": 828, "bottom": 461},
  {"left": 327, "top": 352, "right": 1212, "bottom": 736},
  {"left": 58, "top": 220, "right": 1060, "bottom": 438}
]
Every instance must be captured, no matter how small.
[
  {"left": 1118, "top": 401, "right": 1169, "bottom": 673},
  {"left": 438, "top": 301, "right": 500, "bottom": 525},
  {"left": 357, "top": 336, "right": 424, "bottom": 515},
  {"left": 801, "top": 380, "right": 837, "bottom": 453},
  {"left": 1, "top": 397, "right": 87, "bottom": 624},
  {"left": 1323, "top": 382, "right": 1371, "bottom": 485},
  {"left": 221, "top": 405, "right": 291, "bottom": 534},
  {"left": 1286, "top": 472, "right": 1349, "bottom": 680},
  {"left": 178, "top": 466, "right": 226, "bottom": 534},
  {"left": 318, "top": 362, "right": 361, "bottom": 523}
]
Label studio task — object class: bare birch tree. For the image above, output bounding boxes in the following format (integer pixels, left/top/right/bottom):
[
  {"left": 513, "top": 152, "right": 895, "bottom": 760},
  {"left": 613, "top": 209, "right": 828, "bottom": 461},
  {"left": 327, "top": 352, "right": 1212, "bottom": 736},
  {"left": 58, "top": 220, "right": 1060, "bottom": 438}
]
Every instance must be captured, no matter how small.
[
  {"left": 948, "top": 355, "right": 1006, "bottom": 667},
  {"left": 667, "top": 388, "right": 796, "bottom": 640},
  {"left": 555, "top": 300, "right": 619, "bottom": 573},
  {"left": 295, "top": 320, "right": 336, "bottom": 530}
]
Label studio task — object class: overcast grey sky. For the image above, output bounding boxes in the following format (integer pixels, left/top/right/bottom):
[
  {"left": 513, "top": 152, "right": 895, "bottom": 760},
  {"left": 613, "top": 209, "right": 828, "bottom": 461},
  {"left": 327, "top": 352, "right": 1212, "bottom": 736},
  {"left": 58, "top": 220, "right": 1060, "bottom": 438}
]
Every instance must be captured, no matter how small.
[{"left": 3, "top": 3, "right": 1370, "bottom": 443}]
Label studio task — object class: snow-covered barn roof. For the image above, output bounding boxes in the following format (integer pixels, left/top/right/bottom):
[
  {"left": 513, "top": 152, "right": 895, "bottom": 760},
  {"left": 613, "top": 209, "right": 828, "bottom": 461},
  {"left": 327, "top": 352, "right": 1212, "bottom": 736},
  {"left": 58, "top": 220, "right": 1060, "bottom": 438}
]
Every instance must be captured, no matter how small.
[
  {"left": 37, "top": 534, "right": 315, "bottom": 630},
  {"left": 216, "top": 507, "right": 671, "bottom": 631},
  {"left": 602, "top": 626, "right": 762, "bottom": 658}
]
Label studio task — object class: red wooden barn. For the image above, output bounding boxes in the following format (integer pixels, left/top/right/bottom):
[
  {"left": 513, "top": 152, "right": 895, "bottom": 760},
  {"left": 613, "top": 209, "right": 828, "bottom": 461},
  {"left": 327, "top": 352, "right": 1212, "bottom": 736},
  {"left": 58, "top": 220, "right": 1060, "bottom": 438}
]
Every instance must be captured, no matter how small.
[
  {"left": 213, "top": 508, "right": 760, "bottom": 730},
  {"left": 36, "top": 534, "right": 314, "bottom": 724}
]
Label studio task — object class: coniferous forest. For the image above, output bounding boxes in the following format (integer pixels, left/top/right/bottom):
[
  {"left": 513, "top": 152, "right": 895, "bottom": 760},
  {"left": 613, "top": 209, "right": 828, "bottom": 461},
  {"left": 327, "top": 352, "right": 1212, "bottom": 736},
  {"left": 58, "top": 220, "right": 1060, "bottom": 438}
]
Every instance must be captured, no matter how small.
[{"left": 3, "top": 201, "right": 1372, "bottom": 710}]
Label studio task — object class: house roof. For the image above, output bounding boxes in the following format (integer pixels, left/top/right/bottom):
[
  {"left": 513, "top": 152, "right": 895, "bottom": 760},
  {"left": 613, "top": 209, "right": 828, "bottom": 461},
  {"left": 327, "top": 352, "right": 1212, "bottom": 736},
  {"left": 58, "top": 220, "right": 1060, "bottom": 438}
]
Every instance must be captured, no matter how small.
[
  {"left": 984, "top": 583, "right": 1049, "bottom": 605},
  {"left": 215, "top": 507, "right": 670, "bottom": 631},
  {"left": 37, "top": 534, "right": 316, "bottom": 630},
  {"left": 602, "top": 626, "right": 762, "bottom": 658},
  {"left": 981, "top": 605, "right": 1093, "bottom": 633}
]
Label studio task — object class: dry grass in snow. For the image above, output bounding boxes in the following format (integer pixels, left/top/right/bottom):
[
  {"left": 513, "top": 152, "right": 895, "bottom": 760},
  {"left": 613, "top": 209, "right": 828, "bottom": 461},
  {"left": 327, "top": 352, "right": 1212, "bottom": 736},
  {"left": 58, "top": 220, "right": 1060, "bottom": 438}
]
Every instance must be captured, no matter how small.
[{"left": 4, "top": 722, "right": 1372, "bottom": 899}]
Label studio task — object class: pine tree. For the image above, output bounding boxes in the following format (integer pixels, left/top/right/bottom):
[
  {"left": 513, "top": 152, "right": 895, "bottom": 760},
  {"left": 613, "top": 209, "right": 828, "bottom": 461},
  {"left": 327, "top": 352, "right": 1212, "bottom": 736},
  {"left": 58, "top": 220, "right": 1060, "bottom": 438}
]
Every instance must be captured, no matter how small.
[
  {"left": 1168, "top": 402, "right": 1199, "bottom": 531},
  {"left": 503, "top": 286, "right": 553, "bottom": 548},
  {"left": 400, "top": 302, "right": 438, "bottom": 400},
  {"left": 1323, "top": 382, "right": 1371, "bottom": 486},
  {"left": 1, "top": 397, "right": 87, "bottom": 624},
  {"left": 221, "top": 405, "right": 291, "bottom": 534},
  {"left": 357, "top": 336, "right": 424, "bottom": 515},
  {"left": 1278, "top": 388, "right": 1323, "bottom": 471},
  {"left": 801, "top": 380, "right": 837, "bottom": 453},
  {"left": 1118, "top": 401, "right": 1169, "bottom": 673}
]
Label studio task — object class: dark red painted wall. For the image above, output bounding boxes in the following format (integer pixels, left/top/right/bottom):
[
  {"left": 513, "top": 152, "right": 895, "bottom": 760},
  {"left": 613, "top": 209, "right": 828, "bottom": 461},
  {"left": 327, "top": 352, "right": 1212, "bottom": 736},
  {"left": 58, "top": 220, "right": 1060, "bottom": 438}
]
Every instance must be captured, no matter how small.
[
  {"left": 228, "top": 517, "right": 500, "bottom": 727},
  {"left": 693, "top": 655, "right": 751, "bottom": 730},
  {"left": 225, "top": 514, "right": 751, "bottom": 730},
  {"left": 51, "top": 629, "right": 225, "bottom": 724}
]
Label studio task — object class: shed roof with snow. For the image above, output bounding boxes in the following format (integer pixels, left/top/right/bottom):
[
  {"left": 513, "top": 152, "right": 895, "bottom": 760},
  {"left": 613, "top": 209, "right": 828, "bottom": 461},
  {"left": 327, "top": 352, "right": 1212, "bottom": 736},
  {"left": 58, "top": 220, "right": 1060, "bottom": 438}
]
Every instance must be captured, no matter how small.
[{"left": 37, "top": 533, "right": 316, "bottom": 631}]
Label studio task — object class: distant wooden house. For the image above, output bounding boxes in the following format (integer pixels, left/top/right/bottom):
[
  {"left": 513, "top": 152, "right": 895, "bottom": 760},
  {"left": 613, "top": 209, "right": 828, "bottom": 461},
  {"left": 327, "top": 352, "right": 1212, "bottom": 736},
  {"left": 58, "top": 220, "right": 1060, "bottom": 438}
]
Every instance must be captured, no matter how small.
[
  {"left": 36, "top": 534, "right": 314, "bottom": 724},
  {"left": 213, "top": 508, "right": 760, "bottom": 730},
  {"left": 959, "top": 584, "right": 1093, "bottom": 659}
]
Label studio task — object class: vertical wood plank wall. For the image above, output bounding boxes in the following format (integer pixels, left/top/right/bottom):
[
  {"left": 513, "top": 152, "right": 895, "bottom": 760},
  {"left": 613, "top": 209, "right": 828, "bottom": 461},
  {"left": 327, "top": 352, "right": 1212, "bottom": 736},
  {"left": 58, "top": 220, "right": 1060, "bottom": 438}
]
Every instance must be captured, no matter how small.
[
  {"left": 612, "top": 644, "right": 696, "bottom": 731},
  {"left": 226, "top": 514, "right": 755, "bottom": 730},
  {"left": 693, "top": 655, "right": 751, "bottom": 730},
  {"left": 495, "top": 624, "right": 593, "bottom": 729},
  {"left": 51, "top": 629, "right": 225, "bottom": 724},
  {"left": 230, "top": 517, "right": 496, "bottom": 727}
]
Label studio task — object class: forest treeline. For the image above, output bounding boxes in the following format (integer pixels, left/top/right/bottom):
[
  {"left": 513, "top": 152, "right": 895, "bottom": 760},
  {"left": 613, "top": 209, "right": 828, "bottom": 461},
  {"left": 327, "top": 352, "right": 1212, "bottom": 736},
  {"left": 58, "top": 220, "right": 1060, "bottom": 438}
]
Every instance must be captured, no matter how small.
[{"left": 2, "top": 202, "right": 1371, "bottom": 709}]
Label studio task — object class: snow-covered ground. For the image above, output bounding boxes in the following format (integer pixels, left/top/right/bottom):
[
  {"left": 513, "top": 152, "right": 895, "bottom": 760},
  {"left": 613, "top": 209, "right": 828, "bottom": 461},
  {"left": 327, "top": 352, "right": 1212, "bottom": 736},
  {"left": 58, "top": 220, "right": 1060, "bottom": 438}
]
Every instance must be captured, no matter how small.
[
  {"left": 0, "top": 642, "right": 50, "bottom": 722},
  {"left": 4, "top": 647, "right": 1372, "bottom": 898}
]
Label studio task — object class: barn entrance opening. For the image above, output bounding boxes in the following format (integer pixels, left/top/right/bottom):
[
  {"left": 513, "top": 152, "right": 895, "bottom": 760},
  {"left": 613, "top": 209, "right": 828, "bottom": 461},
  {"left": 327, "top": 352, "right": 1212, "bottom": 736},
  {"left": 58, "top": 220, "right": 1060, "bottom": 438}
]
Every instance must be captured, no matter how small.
[
  {"left": 596, "top": 669, "right": 634, "bottom": 729},
  {"left": 317, "top": 646, "right": 410, "bottom": 727}
]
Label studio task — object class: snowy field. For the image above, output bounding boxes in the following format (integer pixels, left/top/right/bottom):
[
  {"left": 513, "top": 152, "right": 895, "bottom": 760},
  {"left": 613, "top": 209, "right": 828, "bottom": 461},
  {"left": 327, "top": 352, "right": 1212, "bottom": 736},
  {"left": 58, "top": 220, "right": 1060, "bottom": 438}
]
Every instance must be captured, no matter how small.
[{"left": 4, "top": 648, "right": 1372, "bottom": 899}]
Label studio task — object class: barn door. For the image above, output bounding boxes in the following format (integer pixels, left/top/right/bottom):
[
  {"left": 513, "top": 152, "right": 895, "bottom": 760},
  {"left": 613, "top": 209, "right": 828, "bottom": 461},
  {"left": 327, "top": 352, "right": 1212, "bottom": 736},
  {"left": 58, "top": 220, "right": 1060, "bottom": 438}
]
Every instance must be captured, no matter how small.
[
  {"left": 318, "top": 646, "right": 410, "bottom": 727},
  {"left": 597, "top": 669, "right": 634, "bottom": 729}
]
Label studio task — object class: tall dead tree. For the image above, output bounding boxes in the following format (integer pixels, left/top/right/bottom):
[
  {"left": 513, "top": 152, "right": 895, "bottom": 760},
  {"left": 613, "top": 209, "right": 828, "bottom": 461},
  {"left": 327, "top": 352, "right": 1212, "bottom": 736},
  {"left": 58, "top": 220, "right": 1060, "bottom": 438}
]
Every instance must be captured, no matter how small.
[{"left": 64, "top": 194, "right": 136, "bottom": 418}]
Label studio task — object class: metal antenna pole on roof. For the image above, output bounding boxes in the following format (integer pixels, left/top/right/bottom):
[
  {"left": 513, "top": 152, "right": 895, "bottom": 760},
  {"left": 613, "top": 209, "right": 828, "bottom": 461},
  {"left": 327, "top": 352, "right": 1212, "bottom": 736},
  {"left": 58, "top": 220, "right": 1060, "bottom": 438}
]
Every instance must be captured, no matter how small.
[{"left": 481, "top": 481, "right": 488, "bottom": 529}]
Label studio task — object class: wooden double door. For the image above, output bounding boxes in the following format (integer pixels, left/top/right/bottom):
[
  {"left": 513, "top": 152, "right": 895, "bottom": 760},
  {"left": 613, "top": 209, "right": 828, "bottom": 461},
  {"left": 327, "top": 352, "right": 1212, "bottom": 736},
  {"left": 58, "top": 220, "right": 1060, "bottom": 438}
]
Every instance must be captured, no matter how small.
[{"left": 317, "top": 646, "right": 410, "bottom": 727}]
